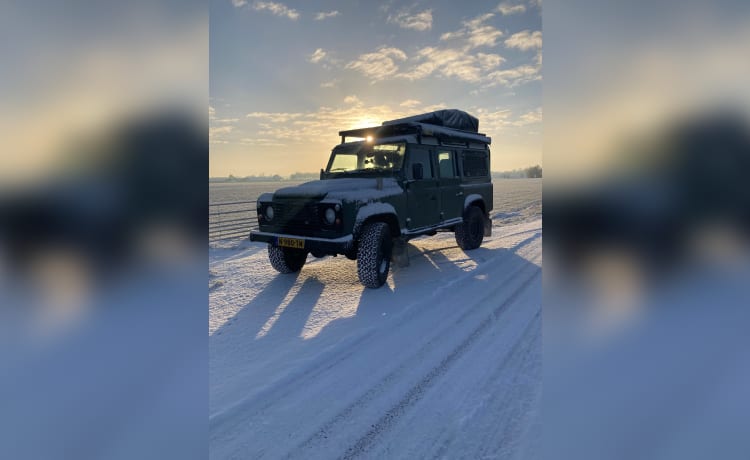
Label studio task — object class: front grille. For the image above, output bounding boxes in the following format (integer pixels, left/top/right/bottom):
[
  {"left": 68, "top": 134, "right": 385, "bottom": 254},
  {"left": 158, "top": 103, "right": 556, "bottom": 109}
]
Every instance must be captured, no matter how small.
[{"left": 274, "top": 201, "right": 321, "bottom": 236}]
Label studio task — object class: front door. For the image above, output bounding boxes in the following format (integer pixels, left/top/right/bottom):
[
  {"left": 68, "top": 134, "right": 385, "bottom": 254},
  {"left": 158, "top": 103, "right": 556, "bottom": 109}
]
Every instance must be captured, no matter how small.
[
  {"left": 405, "top": 146, "right": 440, "bottom": 230},
  {"left": 436, "top": 149, "right": 463, "bottom": 222}
]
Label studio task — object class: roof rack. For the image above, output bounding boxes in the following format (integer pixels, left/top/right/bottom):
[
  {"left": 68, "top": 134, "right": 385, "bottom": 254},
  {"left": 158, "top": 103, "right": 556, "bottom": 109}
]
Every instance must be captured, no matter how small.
[{"left": 339, "top": 121, "right": 491, "bottom": 145}]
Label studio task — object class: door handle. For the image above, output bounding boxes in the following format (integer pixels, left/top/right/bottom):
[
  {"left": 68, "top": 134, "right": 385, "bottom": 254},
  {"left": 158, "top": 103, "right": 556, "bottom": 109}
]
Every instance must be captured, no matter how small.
[{"left": 456, "top": 192, "right": 464, "bottom": 196}]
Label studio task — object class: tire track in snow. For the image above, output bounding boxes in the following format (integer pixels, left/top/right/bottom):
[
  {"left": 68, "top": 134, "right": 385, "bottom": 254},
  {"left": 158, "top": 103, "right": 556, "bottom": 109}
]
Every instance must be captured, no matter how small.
[
  {"left": 339, "top": 271, "right": 540, "bottom": 459},
  {"left": 425, "top": 307, "right": 541, "bottom": 459},
  {"left": 282, "top": 259, "right": 541, "bottom": 459}
]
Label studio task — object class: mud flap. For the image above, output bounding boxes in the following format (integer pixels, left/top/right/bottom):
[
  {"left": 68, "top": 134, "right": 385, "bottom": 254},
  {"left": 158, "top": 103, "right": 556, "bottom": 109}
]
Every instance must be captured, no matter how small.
[
  {"left": 391, "top": 237, "right": 410, "bottom": 267},
  {"left": 484, "top": 213, "right": 492, "bottom": 237}
]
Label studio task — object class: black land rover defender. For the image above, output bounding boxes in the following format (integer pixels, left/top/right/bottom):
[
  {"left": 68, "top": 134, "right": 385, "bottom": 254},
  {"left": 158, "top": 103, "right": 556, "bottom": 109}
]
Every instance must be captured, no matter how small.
[{"left": 250, "top": 109, "right": 493, "bottom": 288}]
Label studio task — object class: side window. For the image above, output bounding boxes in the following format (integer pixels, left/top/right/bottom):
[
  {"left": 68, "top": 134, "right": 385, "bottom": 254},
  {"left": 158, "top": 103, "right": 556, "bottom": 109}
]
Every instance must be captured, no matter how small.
[
  {"left": 462, "top": 151, "right": 488, "bottom": 177},
  {"left": 437, "top": 151, "right": 456, "bottom": 178},
  {"left": 408, "top": 148, "right": 433, "bottom": 179}
]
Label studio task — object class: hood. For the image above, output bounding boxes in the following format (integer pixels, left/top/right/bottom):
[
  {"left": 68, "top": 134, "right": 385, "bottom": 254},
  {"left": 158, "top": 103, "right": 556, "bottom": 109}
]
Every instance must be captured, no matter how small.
[{"left": 273, "top": 178, "right": 402, "bottom": 201}]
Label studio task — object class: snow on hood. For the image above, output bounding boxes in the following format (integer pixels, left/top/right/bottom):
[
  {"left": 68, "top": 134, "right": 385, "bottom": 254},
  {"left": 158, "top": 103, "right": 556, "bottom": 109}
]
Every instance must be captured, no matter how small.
[{"left": 273, "top": 178, "right": 402, "bottom": 202}]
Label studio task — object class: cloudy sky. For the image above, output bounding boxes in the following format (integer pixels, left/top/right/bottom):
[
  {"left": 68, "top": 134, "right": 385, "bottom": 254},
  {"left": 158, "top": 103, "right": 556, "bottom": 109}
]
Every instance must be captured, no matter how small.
[{"left": 210, "top": 0, "right": 542, "bottom": 177}]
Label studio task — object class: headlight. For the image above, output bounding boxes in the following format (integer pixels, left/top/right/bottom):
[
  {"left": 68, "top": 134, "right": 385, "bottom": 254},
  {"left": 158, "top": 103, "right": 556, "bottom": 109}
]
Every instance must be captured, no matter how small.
[
  {"left": 324, "top": 207, "right": 336, "bottom": 225},
  {"left": 265, "top": 205, "right": 274, "bottom": 221}
]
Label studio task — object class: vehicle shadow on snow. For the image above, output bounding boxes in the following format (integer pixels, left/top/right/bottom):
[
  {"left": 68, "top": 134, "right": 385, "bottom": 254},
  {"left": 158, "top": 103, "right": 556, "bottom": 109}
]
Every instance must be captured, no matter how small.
[
  {"left": 209, "top": 240, "right": 541, "bottom": 424},
  {"left": 395, "top": 242, "right": 497, "bottom": 275},
  {"left": 352, "top": 242, "right": 513, "bottom": 318},
  {"left": 212, "top": 240, "right": 528, "bottom": 348},
  {"left": 213, "top": 272, "right": 302, "bottom": 338},
  {"left": 259, "top": 277, "right": 325, "bottom": 341}
]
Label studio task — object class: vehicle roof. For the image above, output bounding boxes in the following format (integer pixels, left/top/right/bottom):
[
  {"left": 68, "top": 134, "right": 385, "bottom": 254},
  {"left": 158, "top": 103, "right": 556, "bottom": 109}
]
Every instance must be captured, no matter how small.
[{"left": 339, "top": 109, "right": 491, "bottom": 145}]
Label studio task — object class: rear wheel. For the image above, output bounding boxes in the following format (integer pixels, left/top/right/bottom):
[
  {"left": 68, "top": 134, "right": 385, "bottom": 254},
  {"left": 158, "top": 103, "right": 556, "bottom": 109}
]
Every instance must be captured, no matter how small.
[
  {"left": 268, "top": 245, "right": 308, "bottom": 273},
  {"left": 357, "top": 222, "right": 392, "bottom": 288},
  {"left": 455, "top": 205, "right": 485, "bottom": 250}
]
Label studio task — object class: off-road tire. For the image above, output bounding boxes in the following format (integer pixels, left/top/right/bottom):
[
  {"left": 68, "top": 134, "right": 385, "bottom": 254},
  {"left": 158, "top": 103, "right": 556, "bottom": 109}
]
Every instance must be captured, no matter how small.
[
  {"left": 357, "top": 222, "right": 392, "bottom": 288},
  {"left": 268, "top": 245, "right": 308, "bottom": 273},
  {"left": 455, "top": 205, "right": 485, "bottom": 250}
]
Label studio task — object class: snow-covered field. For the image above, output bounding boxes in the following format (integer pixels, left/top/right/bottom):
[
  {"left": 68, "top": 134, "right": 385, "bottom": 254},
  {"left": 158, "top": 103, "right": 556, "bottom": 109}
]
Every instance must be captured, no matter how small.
[{"left": 209, "top": 209, "right": 542, "bottom": 459}]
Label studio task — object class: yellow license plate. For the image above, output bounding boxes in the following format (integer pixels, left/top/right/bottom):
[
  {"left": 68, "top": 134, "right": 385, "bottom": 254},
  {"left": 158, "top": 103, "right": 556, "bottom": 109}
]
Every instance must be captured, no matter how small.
[{"left": 278, "top": 237, "right": 305, "bottom": 249}]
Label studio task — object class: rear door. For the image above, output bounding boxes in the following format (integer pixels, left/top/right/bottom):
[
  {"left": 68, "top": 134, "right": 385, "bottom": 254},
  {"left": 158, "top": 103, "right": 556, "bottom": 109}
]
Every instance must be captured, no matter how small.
[
  {"left": 436, "top": 149, "right": 463, "bottom": 222},
  {"left": 405, "top": 146, "right": 440, "bottom": 230}
]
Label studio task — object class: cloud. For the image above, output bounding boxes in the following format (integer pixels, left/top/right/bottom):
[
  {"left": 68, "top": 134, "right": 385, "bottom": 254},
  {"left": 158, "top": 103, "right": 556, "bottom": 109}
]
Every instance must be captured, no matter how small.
[
  {"left": 309, "top": 48, "right": 327, "bottom": 64},
  {"left": 345, "top": 46, "right": 408, "bottom": 81},
  {"left": 252, "top": 1, "right": 299, "bottom": 20},
  {"left": 242, "top": 100, "right": 450, "bottom": 146},
  {"left": 314, "top": 10, "right": 340, "bottom": 21},
  {"left": 317, "top": 9, "right": 537, "bottom": 88},
  {"left": 485, "top": 64, "right": 541, "bottom": 87},
  {"left": 238, "top": 137, "right": 286, "bottom": 147},
  {"left": 517, "top": 107, "right": 542, "bottom": 124},
  {"left": 246, "top": 111, "right": 304, "bottom": 123},
  {"left": 210, "top": 106, "right": 241, "bottom": 143},
  {"left": 320, "top": 79, "right": 338, "bottom": 88},
  {"left": 387, "top": 9, "right": 433, "bottom": 31},
  {"left": 440, "top": 13, "right": 503, "bottom": 49},
  {"left": 307, "top": 48, "right": 341, "bottom": 69},
  {"left": 400, "top": 99, "right": 421, "bottom": 108},
  {"left": 408, "top": 47, "right": 479, "bottom": 82},
  {"left": 242, "top": 103, "right": 536, "bottom": 151},
  {"left": 231, "top": 0, "right": 247, "bottom": 7},
  {"left": 344, "top": 42, "right": 536, "bottom": 88},
  {"left": 505, "top": 30, "right": 542, "bottom": 51},
  {"left": 398, "top": 47, "right": 505, "bottom": 83},
  {"left": 477, "top": 52, "right": 506, "bottom": 70},
  {"left": 472, "top": 107, "right": 542, "bottom": 133},
  {"left": 210, "top": 126, "right": 234, "bottom": 136},
  {"left": 497, "top": 2, "right": 526, "bottom": 15},
  {"left": 348, "top": 13, "right": 508, "bottom": 84},
  {"left": 308, "top": 48, "right": 340, "bottom": 69}
]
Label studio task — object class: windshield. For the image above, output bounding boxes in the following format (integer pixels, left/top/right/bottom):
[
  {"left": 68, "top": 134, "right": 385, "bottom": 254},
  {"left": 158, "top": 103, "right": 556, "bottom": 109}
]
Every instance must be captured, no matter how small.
[{"left": 326, "top": 143, "right": 406, "bottom": 174}]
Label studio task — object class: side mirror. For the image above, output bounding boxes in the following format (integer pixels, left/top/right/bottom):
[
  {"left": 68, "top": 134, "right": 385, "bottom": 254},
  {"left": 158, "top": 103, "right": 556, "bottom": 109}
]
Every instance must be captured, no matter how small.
[
  {"left": 412, "top": 163, "right": 424, "bottom": 180},
  {"left": 320, "top": 168, "right": 325, "bottom": 180}
]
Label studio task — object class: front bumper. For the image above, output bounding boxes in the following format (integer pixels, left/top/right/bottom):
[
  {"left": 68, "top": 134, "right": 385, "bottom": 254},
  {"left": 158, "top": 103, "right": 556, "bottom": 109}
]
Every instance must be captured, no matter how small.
[{"left": 249, "top": 230, "right": 354, "bottom": 254}]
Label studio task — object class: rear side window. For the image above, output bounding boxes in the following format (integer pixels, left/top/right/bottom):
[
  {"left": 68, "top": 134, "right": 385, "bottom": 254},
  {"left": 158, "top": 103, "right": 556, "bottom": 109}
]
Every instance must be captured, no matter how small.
[
  {"left": 437, "top": 151, "right": 456, "bottom": 178},
  {"left": 462, "top": 151, "right": 488, "bottom": 177}
]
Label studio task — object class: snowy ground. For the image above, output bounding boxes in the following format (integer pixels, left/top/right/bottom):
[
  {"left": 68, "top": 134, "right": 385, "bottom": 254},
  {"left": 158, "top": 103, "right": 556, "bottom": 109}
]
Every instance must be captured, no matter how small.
[{"left": 209, "top": 211, "right": 542, "bottom": 459}]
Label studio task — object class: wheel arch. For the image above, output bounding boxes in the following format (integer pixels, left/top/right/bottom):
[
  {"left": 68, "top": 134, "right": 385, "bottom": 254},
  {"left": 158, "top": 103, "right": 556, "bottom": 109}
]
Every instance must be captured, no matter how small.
[
  {"left": 463, "top": 194, "right": 492, "bottom": 237},
  {"left": 464, "top": 194, "right": 486, "bottom": 215},
  {"left": 353, "top": 203, "right": 401, "bottom": 240}
]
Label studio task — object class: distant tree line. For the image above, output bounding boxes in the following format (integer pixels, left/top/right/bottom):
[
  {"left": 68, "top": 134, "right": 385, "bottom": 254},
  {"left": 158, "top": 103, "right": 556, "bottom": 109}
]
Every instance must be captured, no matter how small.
[
  {"left": 492, "top": 165, "right": 542, "bottom": 179},
  {"left": 289, "top": 172, "right": 320, "bottom": 181},
  {"left": 211, "top": 166, "right": 542, "bottom": 182},
  {"left": 210, "top": 174, "right": 283, "bottom": 183}
]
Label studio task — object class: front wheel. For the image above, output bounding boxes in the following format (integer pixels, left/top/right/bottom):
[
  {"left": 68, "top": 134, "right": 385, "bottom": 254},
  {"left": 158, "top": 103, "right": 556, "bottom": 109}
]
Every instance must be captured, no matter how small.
[
  {"left": 357, "top": 222, "right": 392, "bottom": 288},
  {"left": 455, "top": 206, "right": 485, "bottom": 250},
  {"left": 268, "top": 245, "right": 308, "bottom": 273}
]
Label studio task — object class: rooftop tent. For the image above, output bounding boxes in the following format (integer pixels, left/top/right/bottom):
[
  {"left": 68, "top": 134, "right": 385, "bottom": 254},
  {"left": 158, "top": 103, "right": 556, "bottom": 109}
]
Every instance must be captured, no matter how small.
[{"left": 382, "top": 109, "right": 479, "bottom": 133}]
